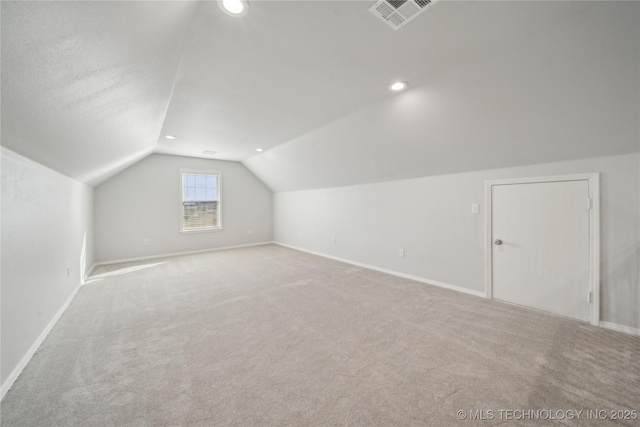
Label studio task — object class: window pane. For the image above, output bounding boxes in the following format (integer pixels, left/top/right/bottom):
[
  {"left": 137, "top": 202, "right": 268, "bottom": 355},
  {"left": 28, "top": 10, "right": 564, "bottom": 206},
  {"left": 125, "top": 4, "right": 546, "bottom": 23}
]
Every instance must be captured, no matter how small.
[
  {"left": 206, "top": 175, "right": 216, "bottom": 189},
  {"left": 184, "top": 187, "right": 196, "bottom": 201},
  {"left": 206, "top": 187, "right": 217, "bottom": 201},
  {"left": 195, "top": 187, "right": 207, "bottom": 201},
  {"left": 195, "top": 174, "right": 207, "bottom": 187}
]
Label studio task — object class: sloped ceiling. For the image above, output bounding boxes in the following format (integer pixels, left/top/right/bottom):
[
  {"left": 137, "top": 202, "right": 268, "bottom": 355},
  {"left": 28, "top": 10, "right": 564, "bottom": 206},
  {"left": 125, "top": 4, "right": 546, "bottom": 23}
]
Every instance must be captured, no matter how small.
[
  {"left": 244, "top": 1, "right": 640, "bottom": 192},
  {"left": 2, "top": 1, "right": 639, "bottom": 189}
]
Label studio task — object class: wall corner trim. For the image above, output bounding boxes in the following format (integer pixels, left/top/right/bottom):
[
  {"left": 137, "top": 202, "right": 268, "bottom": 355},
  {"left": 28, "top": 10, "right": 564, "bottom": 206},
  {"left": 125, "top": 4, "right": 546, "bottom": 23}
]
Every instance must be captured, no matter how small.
[
  {"left": 274, "top": 242, "right": 486, "bottom": 298},
  {"left": 1, "top": 281, "right": 83, "bottom": 401},
  {"left": 86, "top": 263, "right": 98, "bottom": 280}
]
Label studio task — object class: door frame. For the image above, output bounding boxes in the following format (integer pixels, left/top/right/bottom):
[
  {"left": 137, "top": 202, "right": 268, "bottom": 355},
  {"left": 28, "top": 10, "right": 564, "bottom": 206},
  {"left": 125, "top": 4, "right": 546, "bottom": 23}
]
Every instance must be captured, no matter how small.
[{"left": 484, "top": 173, "right": 600, "bottom": 326}]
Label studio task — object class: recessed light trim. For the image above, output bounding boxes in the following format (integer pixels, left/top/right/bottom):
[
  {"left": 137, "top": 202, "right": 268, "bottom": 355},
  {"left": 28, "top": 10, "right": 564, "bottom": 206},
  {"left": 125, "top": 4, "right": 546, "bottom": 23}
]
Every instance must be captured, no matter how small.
[
  {"left": 203, "top": 150, "right": 218, "bottom": 155},
  {"left": 219, "top": 0, "right": 249, "bottom": 16},
  {"left": 389, "top": 81, "right": 408, "bottom": 92},
  {"left": 165, "top": 135, "right": 177, "bottom": 140}
]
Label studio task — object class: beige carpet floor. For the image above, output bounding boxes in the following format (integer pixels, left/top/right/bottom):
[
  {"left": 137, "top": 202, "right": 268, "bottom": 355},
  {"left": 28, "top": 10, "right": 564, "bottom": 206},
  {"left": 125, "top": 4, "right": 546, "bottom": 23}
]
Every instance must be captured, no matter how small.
[{"left": 1, "top": 244, "right": 639, "bottom": 426}]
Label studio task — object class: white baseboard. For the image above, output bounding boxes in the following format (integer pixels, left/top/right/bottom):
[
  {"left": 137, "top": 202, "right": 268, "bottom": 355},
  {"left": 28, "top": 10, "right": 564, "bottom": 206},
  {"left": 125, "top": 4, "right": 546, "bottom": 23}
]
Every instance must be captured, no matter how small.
[
  {"left": 275, "top": 242, "right": 486, "bottom": 298},
  {"left": 1, "top": 281, "right": 83, "bottom": 401},
  {"left": 599, "top": 321, "right": 640, "bottom": 336},
  {"left": 91, "top": 241, "right": 275, "bottom": 270}
]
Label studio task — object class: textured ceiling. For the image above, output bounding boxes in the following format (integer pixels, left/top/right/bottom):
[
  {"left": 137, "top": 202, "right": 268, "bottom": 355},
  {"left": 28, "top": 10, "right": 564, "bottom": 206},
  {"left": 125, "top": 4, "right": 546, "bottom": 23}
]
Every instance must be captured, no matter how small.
[
  {"left": 1, "top": 1, "right": 198, "bottom": 185},
  {"left": 2, "top": 1, "right": 639, "bottom": 188}
]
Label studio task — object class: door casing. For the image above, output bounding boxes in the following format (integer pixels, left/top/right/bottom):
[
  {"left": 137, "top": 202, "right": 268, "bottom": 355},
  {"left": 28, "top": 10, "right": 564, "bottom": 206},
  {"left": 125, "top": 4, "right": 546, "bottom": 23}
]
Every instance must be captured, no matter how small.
[{"left": 484, "top": 174, "right": 600, "bottom": 326}]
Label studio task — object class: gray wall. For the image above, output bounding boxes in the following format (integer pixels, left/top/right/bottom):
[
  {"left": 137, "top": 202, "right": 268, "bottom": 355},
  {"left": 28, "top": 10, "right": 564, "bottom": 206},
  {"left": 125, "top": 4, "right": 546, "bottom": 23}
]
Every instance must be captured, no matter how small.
[
  {"left": 1, "top": 147, "right": 94, "bottom": 387},
  {"left": 274, "top": 153, "right": 640, "bottom": 330},
  {"left": 94, "top": 154, "right": 272, "bottom": 264}
]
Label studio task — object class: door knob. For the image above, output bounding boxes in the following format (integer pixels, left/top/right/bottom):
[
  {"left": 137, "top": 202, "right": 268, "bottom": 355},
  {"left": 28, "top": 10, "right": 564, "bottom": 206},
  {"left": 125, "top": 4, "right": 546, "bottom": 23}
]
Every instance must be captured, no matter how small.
[{"left": 494, "top": 239, "right": 503, "bottom": 245}]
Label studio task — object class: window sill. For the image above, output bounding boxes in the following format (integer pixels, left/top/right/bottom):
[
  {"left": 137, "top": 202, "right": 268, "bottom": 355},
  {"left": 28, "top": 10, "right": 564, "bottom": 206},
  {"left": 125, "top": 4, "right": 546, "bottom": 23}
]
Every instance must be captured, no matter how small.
[{"left": 180, "top": 227, "right": 224, "bottom": 234}]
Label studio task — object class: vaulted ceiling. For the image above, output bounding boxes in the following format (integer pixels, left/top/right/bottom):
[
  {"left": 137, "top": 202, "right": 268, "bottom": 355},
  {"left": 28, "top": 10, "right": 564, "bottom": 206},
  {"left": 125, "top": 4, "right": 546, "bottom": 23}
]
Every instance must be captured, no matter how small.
[{"left": 2, "top": 1, "right": 639, "bottom": 189}]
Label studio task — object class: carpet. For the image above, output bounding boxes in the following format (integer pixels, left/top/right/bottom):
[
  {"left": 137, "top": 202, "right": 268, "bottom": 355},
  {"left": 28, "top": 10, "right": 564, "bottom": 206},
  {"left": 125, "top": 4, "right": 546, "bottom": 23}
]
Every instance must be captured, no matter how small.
[{"left": 1, "top": 244, "right": 639, "bottom": 426}]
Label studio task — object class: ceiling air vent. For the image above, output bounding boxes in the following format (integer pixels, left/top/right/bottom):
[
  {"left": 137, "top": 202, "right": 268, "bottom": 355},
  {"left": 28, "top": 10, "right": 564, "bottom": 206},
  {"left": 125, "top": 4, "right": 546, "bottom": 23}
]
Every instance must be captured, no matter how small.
[{"left": 369, "top": 0, "right": 438, "bottom": 30}]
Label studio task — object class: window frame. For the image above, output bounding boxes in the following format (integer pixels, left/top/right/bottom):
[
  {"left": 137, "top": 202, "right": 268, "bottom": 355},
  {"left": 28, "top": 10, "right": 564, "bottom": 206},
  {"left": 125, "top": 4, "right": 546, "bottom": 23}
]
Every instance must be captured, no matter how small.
[{"left": 179, "top": 169, "right": 223, "bottom": 234}]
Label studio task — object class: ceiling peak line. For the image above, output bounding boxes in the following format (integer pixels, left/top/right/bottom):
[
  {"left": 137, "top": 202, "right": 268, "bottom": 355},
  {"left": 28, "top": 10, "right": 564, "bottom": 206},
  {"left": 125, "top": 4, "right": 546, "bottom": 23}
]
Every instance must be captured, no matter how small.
[{"left": 153, "top": 3, "right": 207, "bottom": 156}]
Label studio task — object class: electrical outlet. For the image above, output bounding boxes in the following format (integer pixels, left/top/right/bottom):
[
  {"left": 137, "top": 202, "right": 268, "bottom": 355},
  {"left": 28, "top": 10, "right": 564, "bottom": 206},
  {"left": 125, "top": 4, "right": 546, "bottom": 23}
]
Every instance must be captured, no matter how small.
[
  {"left": 144, "top": 238, "right": 150, "bottom": 246},
  {"left": 471, "top": 203, "right": 479, "bottom": 214},
  {"left": 399, "top": 249, "right": 405, "bottom": 257},
  {"left": 332, "top": 237, "right": 336, "bottom": 245}
]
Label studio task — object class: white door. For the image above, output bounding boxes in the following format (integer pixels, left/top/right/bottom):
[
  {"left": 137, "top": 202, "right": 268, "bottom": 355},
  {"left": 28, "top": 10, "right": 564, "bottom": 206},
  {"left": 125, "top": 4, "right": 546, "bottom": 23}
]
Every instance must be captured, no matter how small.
[{"left": 491, "top": 180, "right": 591, "bottom": 322}]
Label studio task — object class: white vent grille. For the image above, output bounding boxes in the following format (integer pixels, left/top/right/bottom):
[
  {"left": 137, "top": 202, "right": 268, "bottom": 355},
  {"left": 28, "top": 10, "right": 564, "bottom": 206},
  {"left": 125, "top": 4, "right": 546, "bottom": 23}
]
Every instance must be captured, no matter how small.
[{"left": 369, "top": 0, "right": 438, "bottom": 30}]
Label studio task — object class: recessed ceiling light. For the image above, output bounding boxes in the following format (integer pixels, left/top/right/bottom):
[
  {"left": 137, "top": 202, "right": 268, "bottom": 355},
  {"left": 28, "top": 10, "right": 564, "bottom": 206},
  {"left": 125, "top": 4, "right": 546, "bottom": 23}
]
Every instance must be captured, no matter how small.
[
  {"left": 165, "top": 135, "right": 177, "bottom": 139},
  {"left": 203, "top": 150, "right": 218, "bottom": 155},
  {"left": 389, "top": 81, "right": 408, "bottom": 92},
  {"left": 219, "top": 0, "right": 249, "bottom": 16},
  {"left": 255, "top": 148, "right": 264, "bottom": 152}
]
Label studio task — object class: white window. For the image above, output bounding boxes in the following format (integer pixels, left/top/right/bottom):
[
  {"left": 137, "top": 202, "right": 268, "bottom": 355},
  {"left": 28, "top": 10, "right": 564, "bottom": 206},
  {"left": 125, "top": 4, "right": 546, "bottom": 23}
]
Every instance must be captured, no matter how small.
[{"left": 180, "top": 170, "right": 222, "bottom": 233}]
